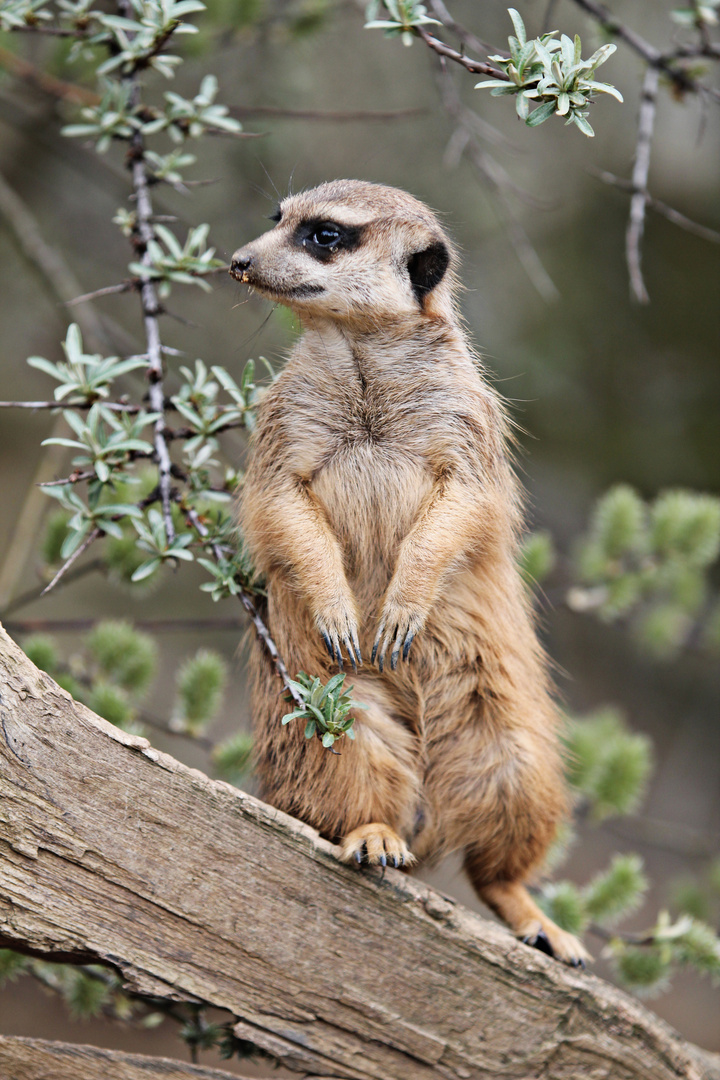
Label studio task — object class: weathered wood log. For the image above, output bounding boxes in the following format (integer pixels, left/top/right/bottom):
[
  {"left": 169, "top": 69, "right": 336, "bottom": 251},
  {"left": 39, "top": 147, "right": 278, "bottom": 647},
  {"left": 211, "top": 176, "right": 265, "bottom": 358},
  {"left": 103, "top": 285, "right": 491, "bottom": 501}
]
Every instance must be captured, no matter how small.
[
  {"left": 0, "top": 1035, "right": 253, "bottom": 1080},
  {"left": 0, "top": 621, "right": 718, "bottom": 1080}
]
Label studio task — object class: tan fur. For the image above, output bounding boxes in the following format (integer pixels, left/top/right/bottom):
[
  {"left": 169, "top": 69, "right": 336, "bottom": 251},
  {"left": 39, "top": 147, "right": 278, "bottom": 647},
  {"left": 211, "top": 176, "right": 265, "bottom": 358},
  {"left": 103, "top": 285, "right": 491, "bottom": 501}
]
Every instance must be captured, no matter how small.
[{"left": 231, "top": 180, "right": 589, "bottom": 966}]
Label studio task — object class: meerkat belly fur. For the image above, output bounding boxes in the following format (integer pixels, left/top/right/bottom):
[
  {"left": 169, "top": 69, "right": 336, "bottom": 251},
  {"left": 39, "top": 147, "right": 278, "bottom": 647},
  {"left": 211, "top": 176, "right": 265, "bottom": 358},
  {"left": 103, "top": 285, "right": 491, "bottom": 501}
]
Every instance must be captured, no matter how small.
[{"left": 231, "top": 179, "right": 589, "bottom": 967}]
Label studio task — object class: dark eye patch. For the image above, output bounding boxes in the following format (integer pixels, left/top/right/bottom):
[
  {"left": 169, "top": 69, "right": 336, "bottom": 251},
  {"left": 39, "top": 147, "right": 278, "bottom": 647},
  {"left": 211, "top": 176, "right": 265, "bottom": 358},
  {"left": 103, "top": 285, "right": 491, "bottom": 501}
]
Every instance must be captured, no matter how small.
[{"left": 293, "top": 218, "right": 364, "bottom": 262}]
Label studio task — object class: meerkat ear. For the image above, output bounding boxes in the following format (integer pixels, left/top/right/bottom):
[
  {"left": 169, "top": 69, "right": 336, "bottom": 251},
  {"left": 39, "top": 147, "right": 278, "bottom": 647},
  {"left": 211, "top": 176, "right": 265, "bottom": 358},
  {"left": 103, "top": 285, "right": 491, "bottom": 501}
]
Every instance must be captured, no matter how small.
[{"left": 407, "top": 239, "right": 450, "bottom": 305}]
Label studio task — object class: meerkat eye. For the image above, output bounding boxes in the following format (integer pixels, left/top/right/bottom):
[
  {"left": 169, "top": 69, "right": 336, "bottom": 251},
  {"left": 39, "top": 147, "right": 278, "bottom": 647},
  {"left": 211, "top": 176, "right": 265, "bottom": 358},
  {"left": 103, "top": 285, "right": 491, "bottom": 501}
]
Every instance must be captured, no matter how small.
[
  {"left": 294, "top": 219, "right": 364, "bottom": 260},
  {"left": 310, "top": 226, "right": 340, "bottom": 248}
]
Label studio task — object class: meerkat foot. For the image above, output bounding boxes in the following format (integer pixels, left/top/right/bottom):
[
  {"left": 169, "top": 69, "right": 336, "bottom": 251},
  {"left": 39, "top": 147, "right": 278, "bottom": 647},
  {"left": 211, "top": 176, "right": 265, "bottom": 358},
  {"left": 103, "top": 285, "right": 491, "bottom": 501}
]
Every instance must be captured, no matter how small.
[
  {"left": 340, "top": 823, "right": 415, "bottom": 868},
  {"left": 518, "top": 920, "right": 591, "bottom": 969},
  {"left": 479, "top": 879, "right": 592, "bottom": 969}
]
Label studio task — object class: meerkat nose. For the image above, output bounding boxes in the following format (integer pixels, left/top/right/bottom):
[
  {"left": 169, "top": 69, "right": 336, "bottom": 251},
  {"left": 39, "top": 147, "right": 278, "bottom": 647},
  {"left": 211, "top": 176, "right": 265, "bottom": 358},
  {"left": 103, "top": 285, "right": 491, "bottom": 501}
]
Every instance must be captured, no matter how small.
[{"left": 230, "top": 249, "right": 254, "bottom": 280}]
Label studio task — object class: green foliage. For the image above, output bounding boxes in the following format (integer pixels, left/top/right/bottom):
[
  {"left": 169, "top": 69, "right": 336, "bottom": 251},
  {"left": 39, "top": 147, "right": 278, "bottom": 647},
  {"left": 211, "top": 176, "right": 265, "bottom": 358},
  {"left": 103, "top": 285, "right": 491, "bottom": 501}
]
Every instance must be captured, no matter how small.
[
  {"left": 86, "top": 620, "right": 157, "bottom": 693},
  {"left": 584, "top": 855, "right": 648, "bottom": 925},
  {"left": 22, "top": 634, "right": 58, "bottom": 675},
  {"left": 28, "top": 324, "right": 148, "bottom": 406},
  {"left": 127, "top": 223, "right": 225, "bottom": 298},
  {"left": 41, "top": 510, "right": 72, "bottom": 565},
  {"left": 564, "top": 707, "right": 652, "bottom": 821},
  {"left": 212, "top": 731, "right": 254, "bottom": 785},
  {"left": 131, "top": 509, "right": 195, "bottom": 580},
  {"left": 519, "top": 530, "right": 556, "bottom": 587},
  {"left": 614, "top": 946, "right": 669, "bottom": 994},
  {"left": 474, "top": 9, "right": 622, "bottom": 136},
  {"left": 571, "top": 486, "right": 720, "bottom": 655},
  {"left": 87, "top": 681, "right": 135, "bottom": 729},
  {"left": 539, "top": 881, "right": 586, "bottom": 935},
  {"left": 608, "top": 912, "right": 720, "bottom": 995},
  {"left": 0, "top": 949, "right": 29, "bottom": 985},
  {"left": 365, "top": 0, "right": 439, "bottom": 46},
  {"left": 173, "top": 649, "right": 227, "bottom": 734},
  {"left": 282, "top": 671, "right": 366, "bottom": 749}
]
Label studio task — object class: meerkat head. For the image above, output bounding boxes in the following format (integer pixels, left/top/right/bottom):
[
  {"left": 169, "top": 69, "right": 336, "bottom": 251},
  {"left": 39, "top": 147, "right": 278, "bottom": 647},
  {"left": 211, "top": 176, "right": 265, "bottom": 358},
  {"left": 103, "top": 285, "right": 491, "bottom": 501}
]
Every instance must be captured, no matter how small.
[{"left": 230, "top": 179, "right": 458, "bottom": 326}]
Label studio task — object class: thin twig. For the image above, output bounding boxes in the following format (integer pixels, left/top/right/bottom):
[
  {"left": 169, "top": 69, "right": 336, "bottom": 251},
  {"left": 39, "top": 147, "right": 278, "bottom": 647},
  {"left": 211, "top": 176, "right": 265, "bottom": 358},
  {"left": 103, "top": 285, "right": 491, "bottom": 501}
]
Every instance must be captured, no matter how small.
[
  {"left": 0, "top": 559, "right": 105, "bottom": 619},
  {"left": 65, "top": 281, "right": 137, "bottom": 305},
  {"left": 416, "top": 26, "right": 508, "bottom": 79},
  {"left": 181, "top": 504, "right": 304, "bottom": 709},
  {"left": 591, "top": 169, "right": 720, "bottom": 244},
  {"left": 626, "top": 66, "right": 660, "bottom": 304},
  {"left": 40, "top": 528, "right": 102, "bottom": 597}
]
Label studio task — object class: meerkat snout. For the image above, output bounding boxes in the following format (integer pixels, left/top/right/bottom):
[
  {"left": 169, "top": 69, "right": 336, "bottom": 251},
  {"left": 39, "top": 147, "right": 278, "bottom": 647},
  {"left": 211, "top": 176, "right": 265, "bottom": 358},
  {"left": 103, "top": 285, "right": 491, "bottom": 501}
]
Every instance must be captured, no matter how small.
[{"left": 230, "top": 250, "right": 253, "bottom": 282}]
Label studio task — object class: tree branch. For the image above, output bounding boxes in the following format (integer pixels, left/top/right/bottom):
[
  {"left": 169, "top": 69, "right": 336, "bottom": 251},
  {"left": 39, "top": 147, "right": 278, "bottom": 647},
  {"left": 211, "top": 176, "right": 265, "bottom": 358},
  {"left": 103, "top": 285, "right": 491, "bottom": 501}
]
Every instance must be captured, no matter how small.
[
  {"left": 0, "top": 623, "right": 717, "bottom": 1080},
  {"left": 0, "top": 1036, "right": 253, "bottom": 1080},
  {"left": 626, "top": 66, "right": 660, "bottom": 303}
]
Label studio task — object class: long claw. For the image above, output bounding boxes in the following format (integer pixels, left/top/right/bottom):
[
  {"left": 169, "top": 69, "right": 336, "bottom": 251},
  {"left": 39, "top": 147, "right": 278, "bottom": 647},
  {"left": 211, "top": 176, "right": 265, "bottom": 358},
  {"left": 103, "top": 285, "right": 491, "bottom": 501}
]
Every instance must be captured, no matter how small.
[
  {"left": 390, "top": 649, "right": 399, "bottom": 671},
  {"left": 352, "top": 631, "right": 362, "bottom": 666},
  {"left": 377, "top": 652, "right": 384, "bottom": 673},
  {"left": 402, "top": 630, "right": 415, "bottom": 661},
  {"left": 354, "top": 850, "right": 362, "bottom": 865},
  {"left": 345, "top": 638, "right": 358, "bottom": 671},
  {"left": 321, "top": 631, "right": 334, "bottom": 659},
  {"left": 371, "top": 621, "right": 385, "bottom": 666}
]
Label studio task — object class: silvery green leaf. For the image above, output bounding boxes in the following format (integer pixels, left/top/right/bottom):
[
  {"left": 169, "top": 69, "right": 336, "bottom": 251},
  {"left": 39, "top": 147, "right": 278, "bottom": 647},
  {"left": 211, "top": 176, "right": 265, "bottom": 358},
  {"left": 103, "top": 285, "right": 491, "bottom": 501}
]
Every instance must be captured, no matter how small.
[
  {"left": 534, "top": 39, "right": 554, "bottom": 72},
  {"left": 526, "top": 100, "right": 557, "bottom": 126},
  {"left": 131, "top": 558, "right": 162, "bottom": 582},
  {"left": 27, "top": 356, "right": 62, "bottom": 378},
  {"left": 557, "top": 91, "right": 570, "bottom": 115},
  {"left": 585, "top": 42, "right": 617, "bottom": 71},
  {"left": 508, "top": 8, "right": 527, "bottom": 46},
  {"left": 61, "top": 524, "right": 91, "bottom": 559},
  {"left": 560, "top": 33, "right": 575, "bottom": 69},
  {"left": 584, "top": 80, "right": 624, "bottom": 102},
  {"left": 571, "top": 112, "right": 595, "bottom": 136},
  {"left": 516, "top": 93, "right": 529, "bottom": 119},
  {"left": 41, "top": 437, "right": 87, "bottom": 449}
]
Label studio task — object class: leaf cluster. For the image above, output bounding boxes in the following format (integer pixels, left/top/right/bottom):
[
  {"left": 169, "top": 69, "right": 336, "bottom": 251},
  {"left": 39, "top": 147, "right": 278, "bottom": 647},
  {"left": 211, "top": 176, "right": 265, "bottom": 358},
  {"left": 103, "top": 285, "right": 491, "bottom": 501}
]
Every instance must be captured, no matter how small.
[
  {"left": 282, "top": 671, "right": 366, "bottom": 749},
  {"left": 571, "top": 485, "right": 720, "bottom": 656},
  {"left": 564, "top": 706, "right": 653, "bottom": 822},
  {"left": 365, "top": 0, "right": 439, "bottom": 47},
  {"left": 475, "top": 9, "right": 622, "bottom": 137}
]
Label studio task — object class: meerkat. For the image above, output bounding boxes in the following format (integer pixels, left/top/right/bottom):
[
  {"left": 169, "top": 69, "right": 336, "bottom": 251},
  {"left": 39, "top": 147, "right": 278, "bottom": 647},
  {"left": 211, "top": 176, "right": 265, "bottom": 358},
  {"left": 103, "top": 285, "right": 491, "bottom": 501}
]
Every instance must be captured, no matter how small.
[{"left": 230, "top": 179, "right": 589, "bottom": 967}]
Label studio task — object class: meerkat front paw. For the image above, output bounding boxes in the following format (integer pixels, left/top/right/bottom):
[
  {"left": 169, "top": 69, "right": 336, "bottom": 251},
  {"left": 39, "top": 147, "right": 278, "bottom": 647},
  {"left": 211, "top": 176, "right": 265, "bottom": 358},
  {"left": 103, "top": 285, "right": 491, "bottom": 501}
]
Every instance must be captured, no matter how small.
[
  {"left": 316, "top": 606, "right": 362, "bottom": 670},
  {"left": 341, "top": 823, "right": 416, "bottom": 868},
  {"left": 371, "top": 598, "right": 424, "bottom": 672}
]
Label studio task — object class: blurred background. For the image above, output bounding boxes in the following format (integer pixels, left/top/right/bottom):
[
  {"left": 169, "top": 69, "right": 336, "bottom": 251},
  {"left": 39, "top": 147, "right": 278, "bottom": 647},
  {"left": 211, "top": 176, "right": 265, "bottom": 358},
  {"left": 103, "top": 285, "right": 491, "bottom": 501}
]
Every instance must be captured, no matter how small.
[{"left": 0, "top": 0, "right": 718, "bottom": 1070}]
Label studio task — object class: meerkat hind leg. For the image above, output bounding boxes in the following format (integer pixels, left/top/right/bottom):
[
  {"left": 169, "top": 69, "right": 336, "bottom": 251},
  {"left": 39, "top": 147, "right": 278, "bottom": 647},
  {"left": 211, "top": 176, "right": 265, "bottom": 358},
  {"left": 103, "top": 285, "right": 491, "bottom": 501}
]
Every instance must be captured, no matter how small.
[
  {"left": 479, "top": 879, "right": 591, "bottom": 968},
  {"left": 341, "top": 823, "right": 416, "bottom": 868}
]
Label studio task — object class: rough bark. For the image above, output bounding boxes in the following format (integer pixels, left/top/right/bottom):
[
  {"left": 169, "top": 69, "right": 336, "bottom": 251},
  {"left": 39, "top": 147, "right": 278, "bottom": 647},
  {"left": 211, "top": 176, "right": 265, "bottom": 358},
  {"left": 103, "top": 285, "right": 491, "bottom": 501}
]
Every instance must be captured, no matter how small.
[
  {"left": 0, "top": 1035, "right": 253, "bottom": 1080},
  {"left": 0, "top": 622, "right": 717, "bottom": 1080}
]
